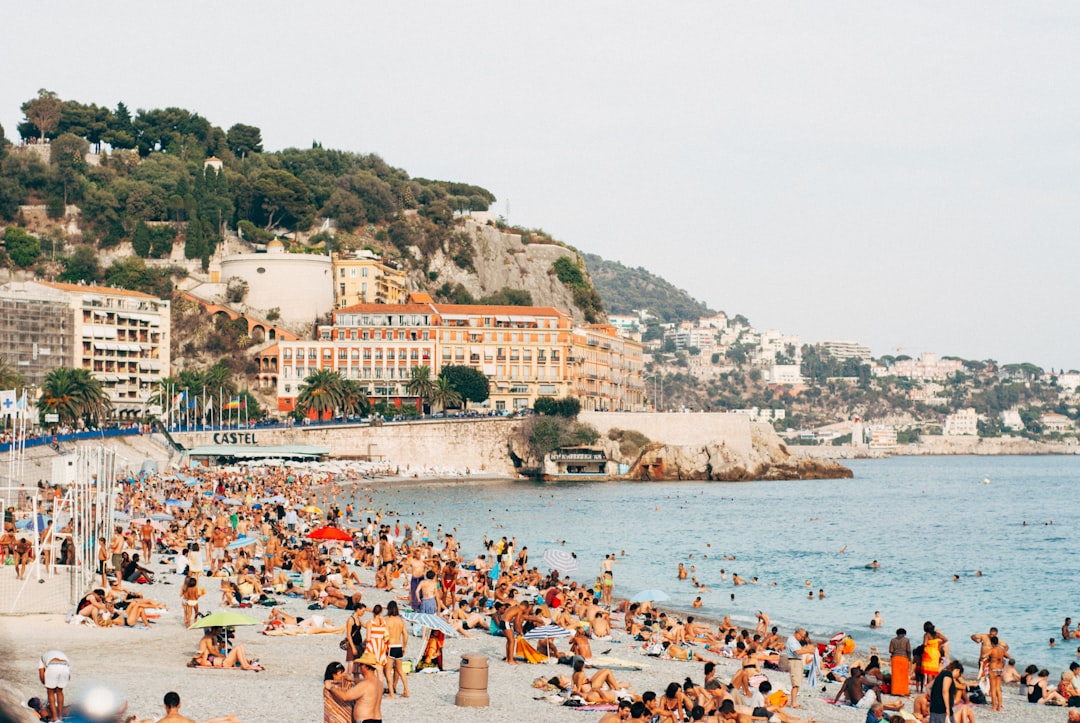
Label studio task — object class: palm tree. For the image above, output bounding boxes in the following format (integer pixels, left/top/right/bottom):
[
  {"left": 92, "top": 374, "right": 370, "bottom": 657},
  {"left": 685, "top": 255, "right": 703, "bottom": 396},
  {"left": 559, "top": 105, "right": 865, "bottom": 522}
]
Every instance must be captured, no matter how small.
[
  {"left": 297, "top": 369, "right": 344, "bottom": 420},
  {"left": 405, "top": 365, "right": 436, "bottom": 413},
  {"left": 40, "top": 367, "right": 111, "bottom": 428},
  {"left": 429, "top": 375, "right": 462, "bottom": 413},
  {"left": 339, "top": 379, "right": 370, "bottom": 419},
  {"left": 0, "top": 356, "right": 25, "bottom": 392}
]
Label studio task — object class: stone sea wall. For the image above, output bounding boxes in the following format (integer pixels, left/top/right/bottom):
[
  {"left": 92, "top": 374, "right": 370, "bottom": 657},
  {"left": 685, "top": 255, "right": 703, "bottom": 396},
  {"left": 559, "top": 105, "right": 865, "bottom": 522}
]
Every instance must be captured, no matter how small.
[{"left": 169, "top": 413, "right": 852, "bottom": 481}]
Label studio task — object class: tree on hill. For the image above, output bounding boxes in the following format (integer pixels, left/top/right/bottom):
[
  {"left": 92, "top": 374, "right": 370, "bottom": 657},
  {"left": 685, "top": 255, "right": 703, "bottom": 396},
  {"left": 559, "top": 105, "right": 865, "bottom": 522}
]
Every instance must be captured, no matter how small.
[
  {"left": 4, "top": 227, "right": 41, "bottom": 268},
  {"left": 21, "top": 89, "right": 63, "bottom": 141},
  {"left": 439, "top": 365, "right": 488, "bottom": 409},
  {"left": 226, "top": 123, "right": 263, "bottom": 158}
]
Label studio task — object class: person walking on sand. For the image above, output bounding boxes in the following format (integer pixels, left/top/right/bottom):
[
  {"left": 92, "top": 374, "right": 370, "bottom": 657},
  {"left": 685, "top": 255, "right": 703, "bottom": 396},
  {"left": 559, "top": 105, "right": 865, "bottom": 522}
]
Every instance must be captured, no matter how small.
[
  {"left": 383, "top": 601, "right": 409, "bottom": 698},
  {"left": 784, "top": 627, "right": 815, "bottom": 710},
  {"left": 38, "top": 649, "right": 69, "bottom": 723},
  {"left": 332, "top": 651, "right": 382, "bottom": 723}
]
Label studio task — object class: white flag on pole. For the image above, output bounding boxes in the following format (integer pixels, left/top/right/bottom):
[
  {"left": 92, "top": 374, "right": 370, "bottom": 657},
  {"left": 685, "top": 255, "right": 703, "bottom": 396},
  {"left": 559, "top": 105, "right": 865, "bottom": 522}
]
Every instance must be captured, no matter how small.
[{"left": 0, "top": 389, "right": 16, "bottom": 416}]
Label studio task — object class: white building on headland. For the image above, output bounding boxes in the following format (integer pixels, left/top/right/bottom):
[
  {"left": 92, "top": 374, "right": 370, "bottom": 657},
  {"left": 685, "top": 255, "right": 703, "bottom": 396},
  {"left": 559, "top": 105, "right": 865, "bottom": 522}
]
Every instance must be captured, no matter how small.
[
  {"left": 820, "top": 340, "right": 872, "bottom": 361},
  {"left": 889, "top": 352, "right": 964, "bottom": 380},
  {"left": 769, "top": 364, "right": 803, "bottom": 385},
  {"left": 943, "top": 408, "right": 979, "bottom": 436},
  {"left": 732, "top": 407, "right": 786, "bottom": 422},
  {"left": 1000, "top": 409, "right": 1025, "bottom": 431},
  {"left": 867, "top": 425, "right": 898, "bottom": 448},
  {"left": 218, "top": 239, "right": 334, "bottom": 325}
]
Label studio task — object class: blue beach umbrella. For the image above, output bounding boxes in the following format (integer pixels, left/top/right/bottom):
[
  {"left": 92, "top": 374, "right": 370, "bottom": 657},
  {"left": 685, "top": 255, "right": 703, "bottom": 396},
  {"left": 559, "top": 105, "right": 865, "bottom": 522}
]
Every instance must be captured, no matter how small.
[
  {"left": 630, "top": 589, "right": 669, "bottom": 603},
  {"left": 401, "top": 611, "right": 458, "bottom": 637}
]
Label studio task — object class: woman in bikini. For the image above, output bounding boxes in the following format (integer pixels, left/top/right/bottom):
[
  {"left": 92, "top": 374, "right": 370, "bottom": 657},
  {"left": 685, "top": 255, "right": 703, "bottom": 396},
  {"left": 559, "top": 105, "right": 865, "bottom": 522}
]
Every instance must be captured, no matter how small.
[
  {"left": 181, "top": 575, "right": 202, "bottom": 627},
  {"left": 570, "top": 658, "right": 624, "bottom": 704},
  {"left": 194, "top": 628, "right": 262, "bottom": 670}
]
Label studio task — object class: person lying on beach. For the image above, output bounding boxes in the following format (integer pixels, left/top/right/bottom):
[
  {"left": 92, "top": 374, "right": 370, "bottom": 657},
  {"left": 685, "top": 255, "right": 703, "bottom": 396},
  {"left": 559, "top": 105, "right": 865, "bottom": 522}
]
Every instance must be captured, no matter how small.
[
  {"left": 571, "top": 659, "right": 628, "bottom": 704},
  {"left": 192, "top": 628, "right": 263, "bottom": 671}
]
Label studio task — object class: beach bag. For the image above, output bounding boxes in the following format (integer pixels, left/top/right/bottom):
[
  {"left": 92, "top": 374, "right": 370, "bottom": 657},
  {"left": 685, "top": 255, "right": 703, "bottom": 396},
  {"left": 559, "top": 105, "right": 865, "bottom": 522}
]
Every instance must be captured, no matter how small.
[
  {"left": 339, "top": 638, "right": 348, "bottom": 651},
  {"left": 967, "top": 685, "right": 986, "bottom": 705}
]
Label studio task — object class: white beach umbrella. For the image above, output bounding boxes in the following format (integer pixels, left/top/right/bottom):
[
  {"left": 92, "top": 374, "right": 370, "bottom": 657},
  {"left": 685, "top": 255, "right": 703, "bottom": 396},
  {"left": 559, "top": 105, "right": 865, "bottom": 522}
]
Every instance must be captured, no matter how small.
[{"left": 541, "top": 548, "right": 579, "bottom": 575}]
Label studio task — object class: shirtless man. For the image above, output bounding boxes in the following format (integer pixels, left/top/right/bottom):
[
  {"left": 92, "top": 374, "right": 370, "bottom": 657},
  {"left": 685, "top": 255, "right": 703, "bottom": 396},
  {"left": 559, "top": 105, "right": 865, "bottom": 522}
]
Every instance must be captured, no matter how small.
[
  {"left": 383, "top": 601, "right": 409, "bottom": 698},
  {"left": 376, "top": 534, "right": 396, "bottom": 590},
  {"left": 107, "top": 526, "right": 124, "bottom": 577},
  {"left": 502, "top": 600, "right": 528, "bottom": 665},
  {"left": 154, "top": 691, "right": 195, "bottom": 723},
  {"left": 333, "top": 651, "right": 383, "bottom": 723},
  {"left": 407, "top": 550, "right": 426, "bottom": 609},
  {"left": 209, "top": 528, "right": 227, "bottom": 575},
  {"left": 970, "top": 626, "right": 1007, "bottom": 669},
  {"left": 417, "top": 570, "right": 438, "bottom": 613},
  {"left": 570, "top": 627, "right": 593, "bottom": 661},
  {"left": 140, "top": 520, "right": 154, "bottom": 562}
]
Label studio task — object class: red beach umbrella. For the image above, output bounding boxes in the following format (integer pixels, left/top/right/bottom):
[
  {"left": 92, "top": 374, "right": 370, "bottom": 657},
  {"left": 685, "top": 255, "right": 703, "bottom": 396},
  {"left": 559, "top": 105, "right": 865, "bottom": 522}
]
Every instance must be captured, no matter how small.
[{"left": 307, "top": 526, "right": 353, "bottom": 542}]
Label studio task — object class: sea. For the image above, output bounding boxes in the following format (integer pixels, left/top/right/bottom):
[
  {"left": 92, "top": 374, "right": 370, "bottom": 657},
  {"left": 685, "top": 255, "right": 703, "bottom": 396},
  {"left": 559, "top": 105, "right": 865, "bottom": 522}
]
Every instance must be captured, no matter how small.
[{"left": 338, "top": 455, "right": 1079, "bottom": 671}]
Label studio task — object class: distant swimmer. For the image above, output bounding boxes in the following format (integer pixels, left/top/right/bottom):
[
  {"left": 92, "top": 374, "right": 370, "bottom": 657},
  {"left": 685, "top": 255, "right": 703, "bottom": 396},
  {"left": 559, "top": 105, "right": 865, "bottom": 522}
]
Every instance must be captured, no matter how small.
[
  {"left": 692, "top": 596, "right": 702, "bottom": 608},
  {"left": 808, "top": 591, "right": 814, "bottom": 600},
  {"left": 732, "top": 574, "right": 746, "bottom": 586},
  {"left": 871, "top": 611, "right": 883, "bottom": 628},
  {"left": 953, "top": 574, "right": 960, "bottom": 582},
  {"left": 818, "top": 588, "right": 826, "bottom": 599},
  {"left": 838, "top": 545, "right": 847, "bottom": 554},
  {"left": 866, "top": 560, "right": 880, "bottom": 569},
  {"left": 677, "top": 563, "right": 688, "bottom": 580}
]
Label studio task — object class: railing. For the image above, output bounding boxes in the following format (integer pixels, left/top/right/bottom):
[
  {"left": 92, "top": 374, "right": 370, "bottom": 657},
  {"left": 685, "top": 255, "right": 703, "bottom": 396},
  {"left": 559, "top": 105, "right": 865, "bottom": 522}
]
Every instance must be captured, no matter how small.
[{"left": 0, "top": 426, "right": 142, "bottom": 453}]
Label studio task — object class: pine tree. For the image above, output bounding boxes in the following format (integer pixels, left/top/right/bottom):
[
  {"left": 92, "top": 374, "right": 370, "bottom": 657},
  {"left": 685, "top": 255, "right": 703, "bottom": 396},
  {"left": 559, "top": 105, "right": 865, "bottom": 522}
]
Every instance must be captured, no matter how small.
[
  {"left": 184, "top": 212, "right": 205, "bottom": 260},
  {"left": 132, "top": 220, "right": 151, "bottom": 257}
]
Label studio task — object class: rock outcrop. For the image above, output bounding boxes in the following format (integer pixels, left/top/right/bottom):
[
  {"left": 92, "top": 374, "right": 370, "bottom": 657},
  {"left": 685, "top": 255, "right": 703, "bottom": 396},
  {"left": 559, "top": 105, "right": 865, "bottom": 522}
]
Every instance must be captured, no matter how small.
[
  {"left": 420, "top": 216, "right": 592, "bottom": 322},
  {"left": 513, "top": 412, "right": 853, "bottom": 481}
]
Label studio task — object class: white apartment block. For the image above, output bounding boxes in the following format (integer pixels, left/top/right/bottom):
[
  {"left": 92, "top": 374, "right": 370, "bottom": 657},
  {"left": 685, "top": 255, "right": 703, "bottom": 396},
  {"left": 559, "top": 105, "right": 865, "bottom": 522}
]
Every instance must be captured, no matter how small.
[
  {"left": 698, "top": 313, "right": 728, "bottom": 330},
  {"left": 867, "top": 425, "right": 898, "bottom": 448},
  {"left": 943, "top": 407, "right": 979, "bottom": 436},
  {"left": 732, "top": 407, "right": 786, "bottom": 422},
  {"left": 820, "top": 340, "right": 873, "bottom": 361},
  {"left": 769, "top": 364, "right": 804, "bottom": 385}
]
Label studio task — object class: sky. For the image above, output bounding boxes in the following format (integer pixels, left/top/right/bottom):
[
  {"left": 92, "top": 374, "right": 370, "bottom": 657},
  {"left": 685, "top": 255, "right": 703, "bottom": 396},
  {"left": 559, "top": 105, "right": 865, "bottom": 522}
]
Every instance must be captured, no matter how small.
[{"left": 3, "top": 2, "right": 1079, "bottom": 369}]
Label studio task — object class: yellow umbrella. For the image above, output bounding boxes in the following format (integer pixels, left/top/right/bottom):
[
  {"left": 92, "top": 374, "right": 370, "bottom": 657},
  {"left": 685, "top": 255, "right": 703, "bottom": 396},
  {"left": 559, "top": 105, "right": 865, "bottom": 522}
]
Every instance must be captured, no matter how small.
[{"left": 302, "top": 505, "right": 322, "bottom": 514}]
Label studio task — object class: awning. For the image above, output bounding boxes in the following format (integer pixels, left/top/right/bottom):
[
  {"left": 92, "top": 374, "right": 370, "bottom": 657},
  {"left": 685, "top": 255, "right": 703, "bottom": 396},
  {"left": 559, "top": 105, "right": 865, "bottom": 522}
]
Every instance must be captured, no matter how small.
[
  {"left": 440, "top": 314, "right": 469, "bottom": 322},
  {"left": 139, "top": 360, "right": 162, "bottom": 370},
  {"left": 185, "top": 445, "right": 331, "bottom": 461},
  {"left": 93, "top": 342, "right": 109, "bottom": 350}
]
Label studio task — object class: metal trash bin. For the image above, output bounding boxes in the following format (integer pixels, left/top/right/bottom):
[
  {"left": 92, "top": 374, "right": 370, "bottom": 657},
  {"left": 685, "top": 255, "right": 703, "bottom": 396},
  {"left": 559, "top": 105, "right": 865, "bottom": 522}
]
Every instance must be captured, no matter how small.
[{"left": 455, "top": 654, "right": 490, "bottom": 707}]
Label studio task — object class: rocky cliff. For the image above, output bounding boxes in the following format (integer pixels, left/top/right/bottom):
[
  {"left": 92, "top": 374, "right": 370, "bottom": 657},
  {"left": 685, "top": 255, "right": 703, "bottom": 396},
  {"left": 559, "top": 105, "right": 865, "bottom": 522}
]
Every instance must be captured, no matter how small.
[
  {"left": 418, "top": 216, "right": 595, "bottom": 322},
  {"left": 626, "top": 422, "right": 852, "bottom": 481},
  {"left": 510, "top": 412, "right": 853, "bottom": 481}
]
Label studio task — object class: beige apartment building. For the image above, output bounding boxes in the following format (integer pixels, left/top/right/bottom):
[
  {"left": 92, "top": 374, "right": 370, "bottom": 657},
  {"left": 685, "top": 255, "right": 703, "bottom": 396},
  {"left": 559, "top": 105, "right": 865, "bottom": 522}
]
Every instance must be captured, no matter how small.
[
  {"left": 272, "top": 293, "right": 643, "bottom": 414},
  {"left": 0, "top": 281, "right": 171, "bottom": 418},
  {"left": 331, "top": 250, "right": 408, "bottom": 307}
]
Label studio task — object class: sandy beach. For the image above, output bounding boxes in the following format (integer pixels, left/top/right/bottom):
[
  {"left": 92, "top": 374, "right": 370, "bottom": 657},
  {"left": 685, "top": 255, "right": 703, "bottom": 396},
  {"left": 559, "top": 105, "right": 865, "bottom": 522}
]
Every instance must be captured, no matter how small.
[
  {"left": 2, "top": 464, "right": 1076, "bottom": 723},
  {"left": 0, "top": 555, "right": 1073, "bottom": 723}
]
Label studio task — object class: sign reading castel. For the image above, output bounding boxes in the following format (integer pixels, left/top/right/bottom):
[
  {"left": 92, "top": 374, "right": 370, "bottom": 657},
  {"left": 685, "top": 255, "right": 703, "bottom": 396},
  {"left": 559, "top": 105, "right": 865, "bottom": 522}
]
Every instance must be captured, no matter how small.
[{"left": 212, "top": 432, "right": 258, "bottom": 445}]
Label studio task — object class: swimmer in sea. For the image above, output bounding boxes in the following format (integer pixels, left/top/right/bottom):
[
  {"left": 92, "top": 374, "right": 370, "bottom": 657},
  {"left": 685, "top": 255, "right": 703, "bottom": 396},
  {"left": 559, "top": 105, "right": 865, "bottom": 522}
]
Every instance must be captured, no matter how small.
[
  {"left": 677, "top": 563, "right": 688, "bottom": 580},
  {"left": 818, "top": 589, "right": 825, "bottom": 599},
  {"left": 692, "top": 596, "right": 702, "bottom": 608},
  {"left": 868, "top": 560, "right": 880, "bottom": 569}
]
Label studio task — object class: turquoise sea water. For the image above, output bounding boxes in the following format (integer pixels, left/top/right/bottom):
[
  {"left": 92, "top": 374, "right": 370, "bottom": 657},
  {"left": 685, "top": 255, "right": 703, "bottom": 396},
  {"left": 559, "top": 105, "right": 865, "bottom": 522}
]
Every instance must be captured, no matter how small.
[{"left": 342, "top": 455, "right": 1079, "bottom": 671}]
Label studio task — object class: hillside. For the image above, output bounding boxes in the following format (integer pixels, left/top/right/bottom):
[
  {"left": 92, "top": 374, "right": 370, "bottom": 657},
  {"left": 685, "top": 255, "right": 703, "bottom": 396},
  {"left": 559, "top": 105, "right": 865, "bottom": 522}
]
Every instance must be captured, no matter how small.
[
  {"left": 0, "top": 90, "right": 606, "bottom": 327},
  {"left": 583, "top": 252, "right": 715, "bottom": 323}
]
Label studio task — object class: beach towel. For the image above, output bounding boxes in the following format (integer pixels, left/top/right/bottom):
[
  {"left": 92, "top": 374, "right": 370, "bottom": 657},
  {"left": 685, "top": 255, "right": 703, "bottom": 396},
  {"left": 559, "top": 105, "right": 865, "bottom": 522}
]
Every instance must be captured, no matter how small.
[
  {"left": 416, "top": 630, "right": 444, "bottom": 671},
  {"left": 514, "top": 635, "right": 549, "bottom": 664},
  {"left": 571, "top": 704, "right": 619, "bottom": 711},
  {"left": 588, "top": 656, "right": 645, "bottom": 671},
  {"left": 323, "top": 684, "right": 352, "bottom": 723}
]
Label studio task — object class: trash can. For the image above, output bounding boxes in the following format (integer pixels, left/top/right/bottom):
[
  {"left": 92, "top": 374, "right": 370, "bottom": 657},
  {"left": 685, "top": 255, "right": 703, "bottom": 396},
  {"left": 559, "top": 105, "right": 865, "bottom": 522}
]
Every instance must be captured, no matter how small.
[{"left": 455, "top": 654, "right": 489, "bottom": 707}]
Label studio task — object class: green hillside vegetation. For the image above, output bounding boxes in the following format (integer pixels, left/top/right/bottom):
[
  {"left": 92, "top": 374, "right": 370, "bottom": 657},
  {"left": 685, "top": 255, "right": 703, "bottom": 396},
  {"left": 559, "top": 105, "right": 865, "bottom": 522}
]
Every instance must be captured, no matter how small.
[
  {"left": 583, "top": 252, "right": 715, "bottom": 324},
  {"left": 0, "top": 90, "right": 496, "bottom": 287}
]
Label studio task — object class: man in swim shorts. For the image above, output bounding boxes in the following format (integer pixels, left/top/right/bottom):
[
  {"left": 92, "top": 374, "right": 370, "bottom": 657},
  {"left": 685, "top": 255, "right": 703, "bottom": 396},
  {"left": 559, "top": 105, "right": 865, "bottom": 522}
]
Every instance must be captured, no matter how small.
[{"left": 417, "top": 570, "right": 438, "bottom": 614}]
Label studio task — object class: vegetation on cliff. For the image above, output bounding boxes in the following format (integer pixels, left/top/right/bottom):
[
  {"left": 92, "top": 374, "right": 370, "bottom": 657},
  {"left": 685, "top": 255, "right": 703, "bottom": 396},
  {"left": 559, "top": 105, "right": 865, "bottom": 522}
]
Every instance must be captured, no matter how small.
[{"left": 583, "top": 252, "right": 715, "bottom": 323}]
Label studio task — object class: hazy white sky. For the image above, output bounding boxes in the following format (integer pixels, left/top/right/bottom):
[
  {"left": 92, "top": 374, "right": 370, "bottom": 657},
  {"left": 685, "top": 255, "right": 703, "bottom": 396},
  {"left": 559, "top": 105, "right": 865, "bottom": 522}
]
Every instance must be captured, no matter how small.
[{"left": 4, "top": 2, "right": 1079, "bottom": 368}]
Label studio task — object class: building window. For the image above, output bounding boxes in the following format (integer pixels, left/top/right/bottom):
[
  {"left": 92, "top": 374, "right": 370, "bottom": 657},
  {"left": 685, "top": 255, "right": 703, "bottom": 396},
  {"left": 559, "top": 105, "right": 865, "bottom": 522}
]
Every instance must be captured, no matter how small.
[{"left": 284, "top": 384, "right": 291, "bottom": 393}]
